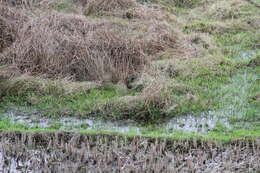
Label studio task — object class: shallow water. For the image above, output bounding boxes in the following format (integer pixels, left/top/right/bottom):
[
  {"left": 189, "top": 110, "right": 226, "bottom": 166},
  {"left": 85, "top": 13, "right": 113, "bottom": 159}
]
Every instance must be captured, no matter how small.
[
  {"left": 6, "top": 109, "right": 232, "bottom": 134},
  {"left": 6, "top": 110, "right": 141, "bottom": 134},
  {"left": 0, "top": 133, "right": 259, "bottom": 173},
  {"left": 3, "top": 51, "right": 259, "bottom": 135},
  {"left": 5, "top": 72, "right": 256, "bottom": 135}
]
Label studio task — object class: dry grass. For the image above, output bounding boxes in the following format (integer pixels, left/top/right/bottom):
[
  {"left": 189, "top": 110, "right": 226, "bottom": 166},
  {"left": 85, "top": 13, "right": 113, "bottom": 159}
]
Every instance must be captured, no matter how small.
[
  {"left": 0, "top": 132, "right": 259, "bottom": 172},
  {"left": 0, "top": 65, "right": 21, "bottom": 80},
  {"left": 124, "top": 20, "right": 195, "bottom": 59},
  {"left": 80, "top": 0, "right": 175, "bottom": 22},
  {"left": 206, "top": 0, "right": 248, "bottom": 20},
  {"left": 0, "top": 0, "right": 58, "bottom": 9},
  {"left": 137, "top": 22, "right": 180, "bottom": 56},
  {"left": 94, "top": 67, "right": 173, "bottom": 121},
  {"left": 184, "top": 33, "right": 216, "bottom": 57},
  {"left": 0, "top": 5, "right": 27, "bottom": 53},
  {"left": 0, "top": 18, "right": 13, "bottom": 53},
  {"left": 0, "top": 74, "right": 100, "bottom": 97},
  {"left": 3, "top": 12, "right": 146, "bottom": 83},
  {"left": 83, "top": 0, "right": 136, "bottom": 16}
]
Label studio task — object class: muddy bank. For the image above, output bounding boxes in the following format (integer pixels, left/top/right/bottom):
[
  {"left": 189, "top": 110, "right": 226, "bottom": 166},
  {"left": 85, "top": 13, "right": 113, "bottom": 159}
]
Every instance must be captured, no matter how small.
[{"left": 0, "top": 131, "right": 259, "bottom": 172}]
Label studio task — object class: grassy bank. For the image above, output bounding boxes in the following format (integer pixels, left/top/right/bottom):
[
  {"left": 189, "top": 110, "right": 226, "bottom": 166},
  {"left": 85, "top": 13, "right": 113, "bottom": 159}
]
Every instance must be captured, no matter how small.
[{"left": 0, "top": 0, "right": 259, "bottom": 141}]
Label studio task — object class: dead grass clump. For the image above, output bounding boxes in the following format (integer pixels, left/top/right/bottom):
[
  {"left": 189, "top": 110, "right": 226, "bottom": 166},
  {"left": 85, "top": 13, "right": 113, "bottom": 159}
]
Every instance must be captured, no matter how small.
[
  {"left": 129, "top": 4, "right": 176, "bottom": 21},
  {"left": 186, "top": 33, "right": 215, "bottom": 50},
  {"left": 5, "top": 13, "right": 146, "bottom": 82},
  {"left": 184, "top": 33, "right": 216, "bottom": 57},
  {"left": 82, "top": 0, "right": 175, "bottom": 22},
  {"left": 206, "top": 0, "right": 248, "bottom": 20},
  {"left": 0, "top": 65, "right": 21, "bottom": 80},
  {"left": 133, "top": 21, "right": 179, "bottom": 56},
  {"left": 0, "top": 5, "right": 27, "bottom": 53},
  {"left": 0, "top": 0, "right": 57, "bottom": 9},
  {"left": 0, "top": 74, "right": 100, "bottom": 97},
  {"left": 83, "top": 0, "right": 136, "bottom": 16},
  {"left": 0, "top": 18, "right": 13, "bottom": 53},
  {"left": 133, "top": 21, "right": 196, "bottom": 58},
  {"left": 96, "top": 69, "right": 173, "bottom": 121}
]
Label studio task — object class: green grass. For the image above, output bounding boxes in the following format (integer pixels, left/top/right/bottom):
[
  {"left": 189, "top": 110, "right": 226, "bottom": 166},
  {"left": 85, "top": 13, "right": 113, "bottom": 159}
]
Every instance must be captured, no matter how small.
[
  {"left": 216, "top": 31, "right": 260, "bottom": 59},
  {"left": 149, "top": 0, "right": 203, "bottom": 8},
  {"left": 183, "top": 20, "right": 219, "bottom": 34},
  {"left": 0, "top": 0, "right": 259, "bottom": 140},
  {"left": 171, "top": 0, "right": 260, "bottom": 132},
  {"left": 50, "top": 0, "right": 75, "bottom": 12},
  {"left": 1, "top": 30, "right": 258, "bottom": 124},
  {"left": 172, "top": 66, "right": 232, "bottom": 116},
  {"left": 0, "top": 86, "right": 129, "bottom": 119},
  {"left": 0, "top": 117, "right": 259, "bottom": 143}
]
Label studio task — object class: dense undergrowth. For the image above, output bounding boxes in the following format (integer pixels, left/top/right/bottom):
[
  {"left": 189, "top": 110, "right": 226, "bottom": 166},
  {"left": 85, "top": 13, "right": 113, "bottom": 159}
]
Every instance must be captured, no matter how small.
[{"left": 0, "top": 0, "right": 259, "bottom": 140}]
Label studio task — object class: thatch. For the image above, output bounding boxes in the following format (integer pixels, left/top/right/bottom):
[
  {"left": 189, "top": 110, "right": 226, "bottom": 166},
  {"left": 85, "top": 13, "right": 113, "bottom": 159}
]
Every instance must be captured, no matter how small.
[
  {"left": 0, "top": 5, "right": 27, "bottom": 53},
  {"left": 0, "top": 0, "right": 57, "bottom": 8},
  {"left": 4, "top": 13, "right": 146, "bottom": 82},
  {"left": 83, "top": 0, "right": 136, "bottom": 16}
]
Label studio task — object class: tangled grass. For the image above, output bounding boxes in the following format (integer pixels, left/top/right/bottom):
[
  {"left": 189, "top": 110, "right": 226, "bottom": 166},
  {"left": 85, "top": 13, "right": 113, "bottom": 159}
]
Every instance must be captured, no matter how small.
[
  {"left": 0, "top": 0, "right": 207, "bottom": 122},
  {"left": 3, "top": 13, "right": 146, "bottom": 82},
  {"left": 83, "top": 0, "right": 136, "bottom": 16},
  {"left": 0, "top": 5, "right": 27, "bottom": 53},
  {"left": 0, "top": 0, "right": 57, "bottom": 9}
]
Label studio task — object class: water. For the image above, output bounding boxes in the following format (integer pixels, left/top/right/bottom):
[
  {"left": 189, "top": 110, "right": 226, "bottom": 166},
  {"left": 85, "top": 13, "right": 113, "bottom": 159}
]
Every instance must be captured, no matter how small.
[
  {"left": 0, "top": 133, "right": 259, "bottom": 172},
  {"left": 3, "top": 51, "right": 259, "bottom": 135},
  {"left": 237, "top": 50, "right": 256, "bottom": 62},
  {"left": 6, "top": 110, "right": 141, "bottom": 134},
  {"left": 5, "top": 109, "right": 232, "bottom": 135},
  {"left": 164, "top": 114, "right": 230, "bottom": 134}
]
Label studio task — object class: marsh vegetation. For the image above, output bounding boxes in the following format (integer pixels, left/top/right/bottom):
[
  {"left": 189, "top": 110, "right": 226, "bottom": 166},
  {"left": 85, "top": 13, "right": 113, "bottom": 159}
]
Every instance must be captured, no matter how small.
[{"left": 0, "top": 0, "right": 259, "bottom": 171}]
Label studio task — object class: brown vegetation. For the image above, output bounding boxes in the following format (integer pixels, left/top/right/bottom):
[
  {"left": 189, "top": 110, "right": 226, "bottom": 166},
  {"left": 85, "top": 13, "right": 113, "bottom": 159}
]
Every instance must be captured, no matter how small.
[
  {"left": 3, "top": 13, "right": 146, "bottom": 82},
  {"left": 83, "top": 0, "right": 136, "bottom": 16},
  {"left": 0, "top": 74, "right": 101, "bottom": 97},
  {"left": 0, "top": 0, "right": 57, "bottom": 9},
  {"left": 0, "top": 0, "right": 194, "bottom": 84},
  {"left": 0, "top": 131, "right": 259, "bottom": 172},
  {"left": 0, "top": 5, "right": 27, "bottom": 53},
  {"left": 0, "top": 18, "right": 13, "bottom": 53},
  {"left": 82, "top": 0, "right": 174, "bottom": 22},
  {"left": 136, "top": 22, "right": 180, "bottom": 56}
]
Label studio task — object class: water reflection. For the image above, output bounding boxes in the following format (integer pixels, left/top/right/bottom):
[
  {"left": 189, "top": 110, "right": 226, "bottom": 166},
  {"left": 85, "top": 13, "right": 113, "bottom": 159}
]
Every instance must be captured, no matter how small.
[{"left": 6, "top": 110, "right": 231, "bottom": 135}]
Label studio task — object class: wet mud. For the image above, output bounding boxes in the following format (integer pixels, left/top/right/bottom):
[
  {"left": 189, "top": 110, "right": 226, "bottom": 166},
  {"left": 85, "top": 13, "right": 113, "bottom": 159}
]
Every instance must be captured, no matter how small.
[{"left": 0, "top": 132, "right": 259, "bottom": 172}]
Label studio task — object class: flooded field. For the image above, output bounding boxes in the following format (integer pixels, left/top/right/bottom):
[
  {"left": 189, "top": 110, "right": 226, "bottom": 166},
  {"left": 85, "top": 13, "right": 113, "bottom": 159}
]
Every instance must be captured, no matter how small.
[
  {"left": 5, "top": 109, "right": 231, "bottom": 135},
  {"left": 5, "top": 51, "right": 258, "bottom": 135},
  {"left": 1, "top": 50, "right": 259, "bottom": 172},
  {"left": 0, "top": 0, "right": 259, "bottom": 171},
  {"left": 0, "top": 132, "right": 259, "bottom": 172}
]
